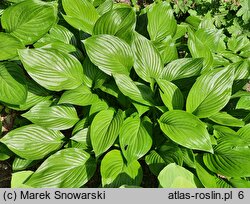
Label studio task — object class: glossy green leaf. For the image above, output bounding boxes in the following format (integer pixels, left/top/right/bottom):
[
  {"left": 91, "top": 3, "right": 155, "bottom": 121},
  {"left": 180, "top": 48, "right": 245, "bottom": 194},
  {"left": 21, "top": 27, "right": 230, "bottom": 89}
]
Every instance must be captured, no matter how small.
[
  {"left": 82, "top": 57, "right": 108, "bottom": 89},
  {"left": 113, "top": 73, "right": 154, "bottom": 106},
  {"left": 59, "top": 85, "right": 100, "bottom": 106},
  {"left": 96, "top": 0, "right": 113, "bottom": 16},
  {"left": 147, "top": 2, "right": 176, "bottom": 42},
  {"left": 236, "top": 96, "right": 250, "bottom": 110},
  {"left": 153, "top": 35, "right": 178, "bottom": 64},
  {"left": 208, "top": 112, "right": 245, "bottom": 127},
  {"left": 25, "top": 148, "right": 96, "bottom": 187},
  {"left": 157, "top": 79, "right": 184, "bottom": 110},
  {"left": 158, "top": 163, "right": 201, "bottom": 188},
  {"left": 203, "top": 131, "right": 250, "bottom": 177},
  {"left": 131, "top": 32, "right": 163, "bottom": 84},
  {"left": 12, "top": 157, "right": 35, "bottom": 171},
  {"left": 119, "top": 114, "right": 152, "bottom": 163},
  {"left": 22, "top": 100, "right": 79, "bottom": 130},
  {"left": 83, "top": 34, "right": 133, "bottom": 75},
  {"left": 161, "top": 58, "right": 203, "bottom": 81},
  {"left": 186, "top": 68, "right": 234, "bottom": 118},
  {"left": 18, "top": 48, "right": 84, "bottom": 91},
  {"left": 89, "top": 100, "right": 109, "bottom": 117},
  {"left": 0, "top": 124, "right": 64, "bottom": 160},
  {"left": 101, "top": 149, "right": 143, "bottom": 187},
  {"left": 195, "top": 156, "right": 232, "bottom": 188},
  {"left": 11, "top": 171, "right": 33, "bottom": 188},
  {"left": 90, "top": 109, "right": 123, "bottom": 156},
  {"left": 62, "top": 0, "right": 99, "bottom": 34},
  {"left": 0, "top": 33, "right": 24, "bottom": 60},
  {"left": 229, "top": 178, "right": 250, "bottom": 188},
  {"left": 159, "top": 110, "right": 213, "bottom": 153},
  {"left": 93, "top": 7, "right": 136, "bottom": 42},
  {"left": 188, "top": 29, "right": 213, "bottom": 72},
  {"left": 0, "top": 62, "right": 27, "bottom": 105},
  {"left": 1, "top": 0, "right": 57, "bottom": 45}
]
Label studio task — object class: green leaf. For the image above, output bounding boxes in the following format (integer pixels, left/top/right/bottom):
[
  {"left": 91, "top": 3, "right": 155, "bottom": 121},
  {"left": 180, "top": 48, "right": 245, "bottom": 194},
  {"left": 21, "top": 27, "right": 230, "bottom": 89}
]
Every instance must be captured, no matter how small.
[
  {"left": 159, "top": 110, "right": 213, "bottom": 153},
  {"left": 96, "top": 0, "right": 113, "bottom": 16},
  {"left": 203, "top": 130, "right": 250, "bottom": 177},
  {"left": 229, "top": 178, "right": 250, "bottom": 188},
  {"left": 22, "top": 100, "right": 79, "bottom": 130},
  {"left": 1, "top": 0, "right": 57, "bottom": 45},
  {"left": 158, "top": 163, "right": 201, "bottom": 188},
  {"left": 188, "top": 29, "right": 213, "bottom": 72},
  {"left": 0, "top": 32, "right": 24, "bottom": 60},
  {"left": 131, "top": 32, "right": 163, "bottom": 84},
  {"left": 208, "top": 112, "right": 245, "bottom": 127},
  {"left": 236, "top": 96, "right": 250, "bottom": 110},
  {"left": 25, "top": 148, "right": 96, "bottom": 187},
  {"left": 157, "top": 79, "right": 184, "bottom": 110},
  {"left": 161, "top": 58, "right": 203, "bottom": 81},
  {"left": 101, "top": 149, "right": 143, "bottom": 187},
  {"left": 59, "top": 85, "right": 100, "bottom": 106},
  {"left": 18, "top": 48, "right": 84, "bottom": 91},
  {"left": 153, "top": 35, "right": 178, "bottom": 64},
  {"left": 71, "top": 128, "right": 91, "bottom": 150},
  {"left": 83, "top": 34, "right": 133, "bottom": 75},
  {"left": 119, "top": 114, "right": 152, "bottom": 163},
  {"left": 82, "top": 57, "right": 108, "bottom": 89},
  {"left": 0, "top": 124, "right": 64, "bottom": 160},
  {"left": 195, "top": 156, "right": 232, "bottom": 188},
  {"left": 11, "top": 171, "right": 33, "bottom": 188},
  {"left": 12, "top": 157, "right": 35, "bottom": 171},
  {"left": 93, "top": 7, "right": 136, "bottom": 42},
  {"left": 147, "top": 1, "right": 177, "bottom": 42},
  {"left": 186, "top": 68, "right": 234, "bottom": 118},
  {"left": 0, "top": 62, "right": 27, "bottom": 105},
  {"left": 62, "top": 0, "right": 99, "bottom": 34},
  {"left": 113, "top": 73, "right": 154, "bottom": 106},
  {"left": 90, "top": 109, "right": 124, "bottom": 156}
]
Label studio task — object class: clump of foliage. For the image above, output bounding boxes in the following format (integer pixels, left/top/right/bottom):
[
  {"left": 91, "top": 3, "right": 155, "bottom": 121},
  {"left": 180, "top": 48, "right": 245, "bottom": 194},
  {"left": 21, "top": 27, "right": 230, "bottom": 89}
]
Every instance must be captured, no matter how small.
[{"left": 0, "top": 0, "right": 250, "bottom": 188}]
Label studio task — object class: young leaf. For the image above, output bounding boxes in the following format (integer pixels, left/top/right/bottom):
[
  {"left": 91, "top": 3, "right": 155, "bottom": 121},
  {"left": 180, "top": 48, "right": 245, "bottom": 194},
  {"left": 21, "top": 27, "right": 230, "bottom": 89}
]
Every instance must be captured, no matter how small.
[
  {"left": 22, "top": 100, "right": 79, "bottom": 130},
  {"left": 62, "top": 0, "right": 99, "bottom": 34},
  {"left": 1, "top": 0, "right": 57, "bottom": 45},
  {"left": 18, "top": 48, "right": 84, "bottom": 91},
  {"left": 159, "top": 110, "right": 213, "bottom": 153},
  {"left": 25, "top": 148, "right": 96, "bottom": 187},
  {"left": 161, "top": 58, "right": 203, "bottom": 81},
  {"left": 0, "top": 62, "right": 27, "bottom": 105},
  {"left": 93, "top": 7, "right": 136, "bottom": 42},
  {"left": 157, "top": 79, "right": 184, "bottom": 110},
  {"left": 119, "top": 114, "right": 152, "bottom": 163},
  {"left": 0, "top": 124, "right": 64, "bottom": 160},
  {"left": 90, "top": 109, "right": 124, "bottom": 157},
  {"left": 59, "top": 85, "right": 100, "bottom": 106},
  {"left": 101, "top": 149, "right": 143, "bottom": 187},
  {"left": 83, "top": 34, "right": 133, "bottom": 75},
  {"left": 0, "top": 33, "right": 24, "bottom": 60},
  {"left": 113, "top": 73, "right": 154, "bottom": 106},
  {"left": 131, "top": 32, "right": 164, "bottom": 84},
  {"left": 186, "top": 68, "right": 234, "bottom": 118},
  {"left": 208, "top": 112, "right": 245, "bottom": 127},
  {"left": 147, "top": 1, "right": 177, "bottom": 42},
  {"left": 158, "top": 163, "right": 201, "bottom": 188}
]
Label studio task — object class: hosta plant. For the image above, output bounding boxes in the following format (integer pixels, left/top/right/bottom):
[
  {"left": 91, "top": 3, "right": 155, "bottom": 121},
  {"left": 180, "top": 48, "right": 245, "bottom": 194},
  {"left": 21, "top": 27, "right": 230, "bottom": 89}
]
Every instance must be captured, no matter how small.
[{"left": 0, "top": 0, "right": 250, "bottom": 188}]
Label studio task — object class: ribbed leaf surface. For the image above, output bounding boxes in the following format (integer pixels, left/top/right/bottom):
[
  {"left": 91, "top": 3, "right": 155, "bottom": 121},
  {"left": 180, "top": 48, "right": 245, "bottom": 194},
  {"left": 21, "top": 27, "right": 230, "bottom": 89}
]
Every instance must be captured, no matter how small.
[{"left": 0, "top": 124, "right": 64, "bottom": 160}]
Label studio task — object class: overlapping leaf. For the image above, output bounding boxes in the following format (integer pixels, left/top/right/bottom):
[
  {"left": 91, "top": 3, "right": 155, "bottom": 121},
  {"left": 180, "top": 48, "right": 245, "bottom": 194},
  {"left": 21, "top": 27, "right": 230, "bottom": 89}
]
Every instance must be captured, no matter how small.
[
  {"left": 25, "top": 148, "right": 96, "bottom": 187},
  {"left": 1, "top": 0, "right": 57, "bottom": 45},
  {"left": 18, "top": 48, "right": 84, "bottom": 91},
  {"left": 22, "top": 100, "right": 79, "bottom": 130},
  {"left": 0, "top": 124, "right": 64, "bottom": 160}
]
